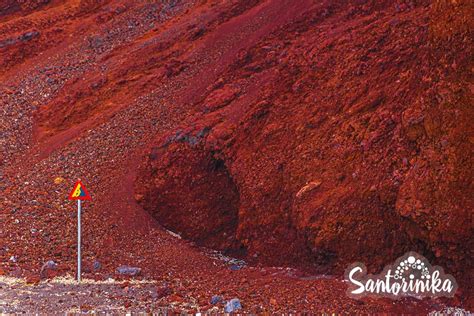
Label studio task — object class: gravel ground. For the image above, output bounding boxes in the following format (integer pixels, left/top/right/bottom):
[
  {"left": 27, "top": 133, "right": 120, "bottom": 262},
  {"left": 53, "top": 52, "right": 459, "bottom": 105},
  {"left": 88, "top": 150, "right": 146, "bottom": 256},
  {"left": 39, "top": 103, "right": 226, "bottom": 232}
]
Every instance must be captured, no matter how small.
[
  {"left": 1, "top": 0, "right": 472, "bottom": 314},
  {"left": 0, "top": 275, "right": 189, "bottom": 314},
  {"left": 1, "top": 275, "right": 471, "bottom": 315}
]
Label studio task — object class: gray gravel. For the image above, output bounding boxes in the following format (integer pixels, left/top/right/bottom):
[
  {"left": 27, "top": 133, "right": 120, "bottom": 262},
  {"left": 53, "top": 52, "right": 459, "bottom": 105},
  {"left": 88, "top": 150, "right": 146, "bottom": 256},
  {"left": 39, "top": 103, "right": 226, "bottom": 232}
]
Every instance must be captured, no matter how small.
[{"left": 0, "top": 276, "right": 192, "bottom": 314}]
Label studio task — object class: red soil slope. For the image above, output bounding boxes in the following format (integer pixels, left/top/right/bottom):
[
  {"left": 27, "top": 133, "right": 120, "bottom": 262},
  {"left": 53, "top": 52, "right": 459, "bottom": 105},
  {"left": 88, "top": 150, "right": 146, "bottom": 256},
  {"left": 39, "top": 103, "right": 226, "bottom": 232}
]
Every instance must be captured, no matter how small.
[
  {"left": 135, "top": 0, "right": 473, "bottom": 296},
  {"left": 1, "top": 0, "right": 473, "bottom": 312}
]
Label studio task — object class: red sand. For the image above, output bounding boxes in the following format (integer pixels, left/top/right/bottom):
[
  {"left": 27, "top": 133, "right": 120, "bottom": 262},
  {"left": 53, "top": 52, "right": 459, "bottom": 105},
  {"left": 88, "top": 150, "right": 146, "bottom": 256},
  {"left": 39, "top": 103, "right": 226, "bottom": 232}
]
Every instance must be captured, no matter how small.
[{"left": 1, "top": 0, "right": 472, "bottom": 313}]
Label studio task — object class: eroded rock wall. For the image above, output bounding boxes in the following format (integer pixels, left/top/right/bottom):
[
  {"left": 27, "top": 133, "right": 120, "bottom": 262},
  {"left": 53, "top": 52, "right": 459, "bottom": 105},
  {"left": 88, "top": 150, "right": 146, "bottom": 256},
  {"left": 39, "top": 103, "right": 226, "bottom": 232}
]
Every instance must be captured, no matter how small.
[{"left": 134, "top": 0, "right": 473, "bottom": 288}]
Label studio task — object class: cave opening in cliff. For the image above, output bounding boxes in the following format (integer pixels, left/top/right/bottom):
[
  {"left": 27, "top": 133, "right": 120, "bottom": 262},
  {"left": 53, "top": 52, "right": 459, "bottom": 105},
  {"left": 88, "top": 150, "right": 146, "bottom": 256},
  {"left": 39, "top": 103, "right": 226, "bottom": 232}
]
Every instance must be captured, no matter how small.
[{"left": 136, "top": 144, "right": 244, "bottom": 256}]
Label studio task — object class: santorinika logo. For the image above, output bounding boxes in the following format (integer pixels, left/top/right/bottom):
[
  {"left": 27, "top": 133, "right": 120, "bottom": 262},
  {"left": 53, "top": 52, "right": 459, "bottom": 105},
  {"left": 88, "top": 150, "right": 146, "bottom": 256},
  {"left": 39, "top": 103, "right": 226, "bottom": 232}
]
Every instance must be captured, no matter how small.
[{"left": 345, "top": 252, "right": 458, "bottom": 299}]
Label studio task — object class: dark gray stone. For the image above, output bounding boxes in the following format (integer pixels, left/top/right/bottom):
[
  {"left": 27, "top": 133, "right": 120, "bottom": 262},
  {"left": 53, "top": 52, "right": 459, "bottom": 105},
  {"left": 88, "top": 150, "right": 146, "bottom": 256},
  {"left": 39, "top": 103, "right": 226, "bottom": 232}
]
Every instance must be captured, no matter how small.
[{"left": 116, "top": 265, "right": 141, "bottom": 276}]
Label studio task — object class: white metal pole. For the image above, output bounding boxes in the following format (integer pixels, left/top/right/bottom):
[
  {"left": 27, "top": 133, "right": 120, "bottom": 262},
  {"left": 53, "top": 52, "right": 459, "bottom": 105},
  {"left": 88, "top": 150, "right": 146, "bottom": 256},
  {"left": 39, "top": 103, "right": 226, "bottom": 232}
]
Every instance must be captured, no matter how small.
[{"left": 77, "top": 199, "right": 81, "bottom": 282}]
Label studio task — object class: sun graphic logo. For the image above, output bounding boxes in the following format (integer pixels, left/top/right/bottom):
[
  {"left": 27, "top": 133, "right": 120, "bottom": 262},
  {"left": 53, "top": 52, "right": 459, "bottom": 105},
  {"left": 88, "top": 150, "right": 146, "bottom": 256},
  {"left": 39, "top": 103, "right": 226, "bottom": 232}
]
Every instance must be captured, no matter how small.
[
  {"left": 394, "top": 255, "right": 429, "bottom": 282},
  {"left": 345, "top": 252, "right": 458, "bottom": 299}
]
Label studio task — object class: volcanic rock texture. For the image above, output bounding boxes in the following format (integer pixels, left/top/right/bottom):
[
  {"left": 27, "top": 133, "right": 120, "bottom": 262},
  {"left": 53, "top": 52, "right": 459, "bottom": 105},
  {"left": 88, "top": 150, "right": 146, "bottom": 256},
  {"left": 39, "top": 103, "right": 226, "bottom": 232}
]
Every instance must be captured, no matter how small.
[
  {"left": 135, "top": 0, "right": 473, "bottom": 285},
  {"left": 1, "top": 0, "right": 473, "bottom": 312}
]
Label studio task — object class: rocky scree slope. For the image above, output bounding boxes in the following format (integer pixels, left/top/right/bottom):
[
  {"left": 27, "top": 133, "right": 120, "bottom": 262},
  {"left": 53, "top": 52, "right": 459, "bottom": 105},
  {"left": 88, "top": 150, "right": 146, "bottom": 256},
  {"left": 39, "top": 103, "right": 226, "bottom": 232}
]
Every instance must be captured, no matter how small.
[{"left": 0, "top": 0, "right": 472, "bottom": 310}]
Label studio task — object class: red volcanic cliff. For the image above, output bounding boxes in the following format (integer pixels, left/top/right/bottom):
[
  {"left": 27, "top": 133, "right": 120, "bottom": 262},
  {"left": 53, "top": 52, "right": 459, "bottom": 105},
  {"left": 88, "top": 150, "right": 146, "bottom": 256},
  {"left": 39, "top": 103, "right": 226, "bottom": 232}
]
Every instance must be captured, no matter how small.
[
  {"left": 135, "top": 0, "right": 473, "bottom": 281},
  {"left": 1, "top": 0, "right": 473, "bottom": 312}
]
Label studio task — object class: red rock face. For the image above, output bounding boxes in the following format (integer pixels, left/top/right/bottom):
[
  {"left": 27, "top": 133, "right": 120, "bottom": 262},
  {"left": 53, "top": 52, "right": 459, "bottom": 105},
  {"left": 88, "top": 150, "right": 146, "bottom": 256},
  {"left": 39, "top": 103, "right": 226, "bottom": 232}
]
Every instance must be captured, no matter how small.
[
  {"left": 0, "top": 0, "right": 50, "bottom": 17},
  {"left": 1, "top": 0, "right": 472, "bottom": 311},
  {"left": 133, "top": 0, "right": 473, "bottom": 288}
]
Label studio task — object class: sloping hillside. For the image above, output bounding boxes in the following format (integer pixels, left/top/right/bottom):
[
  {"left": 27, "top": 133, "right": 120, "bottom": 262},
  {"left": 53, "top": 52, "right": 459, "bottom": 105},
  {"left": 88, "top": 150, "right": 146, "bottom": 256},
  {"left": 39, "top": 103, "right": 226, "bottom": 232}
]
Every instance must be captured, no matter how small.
[{"left": 1, "top": 0, "right": 472, "bottom": 312}]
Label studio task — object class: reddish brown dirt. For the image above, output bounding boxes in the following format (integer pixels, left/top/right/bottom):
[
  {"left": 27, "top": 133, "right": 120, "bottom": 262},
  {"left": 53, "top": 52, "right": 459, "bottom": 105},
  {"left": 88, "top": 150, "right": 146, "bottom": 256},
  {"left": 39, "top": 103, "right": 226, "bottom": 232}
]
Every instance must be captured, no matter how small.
[{"left": 1, "top": 0, "right": 473, "bottom": 313}]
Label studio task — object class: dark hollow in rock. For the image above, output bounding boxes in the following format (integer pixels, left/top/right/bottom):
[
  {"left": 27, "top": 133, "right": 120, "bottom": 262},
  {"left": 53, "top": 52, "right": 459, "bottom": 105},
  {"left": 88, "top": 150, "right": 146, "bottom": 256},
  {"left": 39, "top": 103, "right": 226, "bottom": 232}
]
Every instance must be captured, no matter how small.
[{"left": 135, "top": 142, "right": 242, "bottom": 254}]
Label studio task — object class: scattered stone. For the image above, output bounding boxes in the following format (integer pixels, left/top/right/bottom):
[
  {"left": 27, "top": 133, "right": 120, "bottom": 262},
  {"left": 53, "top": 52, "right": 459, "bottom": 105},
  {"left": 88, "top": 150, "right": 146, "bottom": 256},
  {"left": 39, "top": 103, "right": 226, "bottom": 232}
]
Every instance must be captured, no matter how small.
[
  {"left": 116, "top": 265, "right": 141, "bottom": 276},
  {"left": 0, "top": 38, "right": 18, "bottom": 49},
  {"left": 230, "top": 264, "right": 241, "bottom": 271},
  {"left": 224, "top": 298, "right": 242, "bottom": 313},
  {"left": 93, "top": 260, "right": 101, "bottom": 271},
  {"left": 40, "top": 260, "right": 57, "bottom": 278},
  {"left": 428, "top": 307, "right": 473, "bottom": 316},
  {"left": 203, "top": 84, "right": 240, "bottom": 112},
  {"left": 210, "top": 295, "right": 222, "bottom": 305},
  {"left": 134, "top": 194, "right": 144, "bottom": 202},
  {"left": 19, "top": 31, "right": 40, "bottom": 42},
  {"left": 54, "top": 177, "right": 65, "bottom": 184},
  {"left": 296, "top": 180, "right": 322, "bottom": 198}
]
